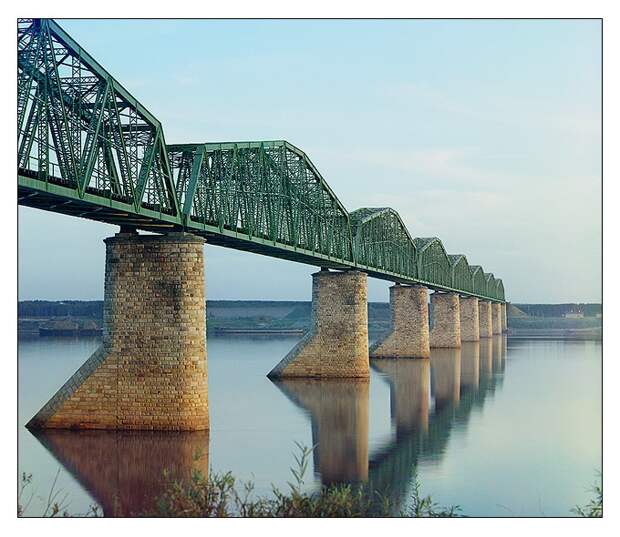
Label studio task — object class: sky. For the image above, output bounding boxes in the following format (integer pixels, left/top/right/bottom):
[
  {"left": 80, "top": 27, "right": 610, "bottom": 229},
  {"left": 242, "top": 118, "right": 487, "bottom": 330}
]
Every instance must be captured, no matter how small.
[{"left": 18, "top": 19, "right": 602, "bottom": 303}]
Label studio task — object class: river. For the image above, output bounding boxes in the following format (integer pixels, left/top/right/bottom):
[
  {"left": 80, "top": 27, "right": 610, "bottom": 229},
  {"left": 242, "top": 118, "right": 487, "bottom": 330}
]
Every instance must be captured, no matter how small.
[{"left": 18, "top": 335, "right": 601, "bottom": 517}]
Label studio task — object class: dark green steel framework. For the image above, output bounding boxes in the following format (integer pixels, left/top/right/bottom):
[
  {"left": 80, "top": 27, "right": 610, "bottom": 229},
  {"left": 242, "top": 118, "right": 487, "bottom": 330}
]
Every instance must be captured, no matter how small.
[{"left": 17, "top": 18, "right": 505, "bottom": 302}]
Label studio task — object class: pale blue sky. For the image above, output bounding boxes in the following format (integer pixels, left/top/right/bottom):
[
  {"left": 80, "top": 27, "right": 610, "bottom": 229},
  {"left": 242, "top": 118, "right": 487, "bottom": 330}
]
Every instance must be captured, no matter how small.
[{"left": 18, "top": 19, "right": 602, "bottom": 303}]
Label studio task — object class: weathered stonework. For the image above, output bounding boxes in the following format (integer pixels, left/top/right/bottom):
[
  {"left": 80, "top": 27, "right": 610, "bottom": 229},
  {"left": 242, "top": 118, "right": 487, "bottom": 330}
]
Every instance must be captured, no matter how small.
[
  {"left": 370, "top": 285, "right": 429, "bottom": 359},
  {"left": 502, "top": 303, "right": 508, "bottom": 332},
  {"left": 268, "top": 270, "right": 369, "bottom": 379},
  {"left": 492, "top": 302, "right": 502, "bottom": 335},
  {"left": 459, "top": 297, "right": 480, "bottom": 342},
  {"left": 430, "top": 292, "right": 461, "bottom": 348},
  {"left": 27, "top": 231, "right": 209, "bottom": 431},
  {"left": 478, "top": 301, "right": 493, "bottom": 338}
]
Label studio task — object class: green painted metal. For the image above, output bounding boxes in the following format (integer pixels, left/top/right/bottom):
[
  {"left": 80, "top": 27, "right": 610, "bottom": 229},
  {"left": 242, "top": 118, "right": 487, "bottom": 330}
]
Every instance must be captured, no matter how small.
[
  {"left": 449, "top": 254, "right": 472, "bottom": 294},
  {"left": 17, "top": 18, "right": 506, "bottom": 303},
  {"left": 414, "top": 238, "right": 452, "bottom": 291},
  {"left": 470, "top": 265, "right": 489, "bottom": 298},
  {"left": 350, "top": 208, "right": 417, "bottom": 279}
]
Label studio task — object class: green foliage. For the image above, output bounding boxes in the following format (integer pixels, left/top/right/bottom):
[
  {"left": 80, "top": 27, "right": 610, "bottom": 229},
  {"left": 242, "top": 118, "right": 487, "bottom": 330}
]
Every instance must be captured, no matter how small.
[
  {"left": 571, "top": 475, "right": 602, "bottom": 517},
  {"left": 404, "top": 475, "right": 462, "bottom": 517},
  {"left": 18, "top": 450, "right": 601, "bottom": 518},
  {"left": 141, "top": 443, "right": 461, "bottom": 518},
  {"left": 17, "top": 470, "right": 100, "bottom": 517}
]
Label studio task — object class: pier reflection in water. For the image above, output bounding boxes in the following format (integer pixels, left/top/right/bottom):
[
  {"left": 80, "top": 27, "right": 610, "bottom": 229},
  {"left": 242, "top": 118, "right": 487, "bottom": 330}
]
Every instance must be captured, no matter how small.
[
  {"left": 431, "top": 348, "right": 462, "bottom": 412},
  {"left": 273, "top": 379, "right": 369, "bottom": 485},
  {"left": 368, "top": 338, "right": 507, "bottom": 513},
  {"left": 371, "top": 358, "right": 430, "bottom": 438},
  {"left": 26, "top": 336, "right": 509, "bottom": 515},
  {"left": 21, "top": 335, "right": 601, "bottom": 516},
  {"left": 31, "top": 430, "right": 209, "bottom": 517}
]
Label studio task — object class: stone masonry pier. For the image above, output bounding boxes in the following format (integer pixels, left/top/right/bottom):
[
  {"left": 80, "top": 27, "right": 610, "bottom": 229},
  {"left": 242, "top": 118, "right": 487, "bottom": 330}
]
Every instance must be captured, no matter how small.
[
  {"left": 459, "top": 296, "right": 480, "bottom": 342},
  {"left": 267, "top": 269, "right": 369, "bottom": 379},
  {"left": 478, "top": 301, "right": 492, "bottom": 338},
  {"left": 502, "top": 303, "right": 508, "bottom": 332},
  {"left": 27, "top": 231, "right": 209, "bottom": 431},
  {"left": 492, "top": 302, "right": 502, "bottom": 335},
  {"left": 430, "top": 292, "right": 461, "bottom": 348},
  {"left": 370, "top": 284, "right": 430, "bottom": 359}
]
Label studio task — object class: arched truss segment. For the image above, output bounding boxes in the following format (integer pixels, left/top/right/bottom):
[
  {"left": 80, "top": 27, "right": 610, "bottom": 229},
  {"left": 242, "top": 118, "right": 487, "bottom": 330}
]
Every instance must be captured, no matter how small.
[
  {"left": 484, "top": 273, "right": 497, "bottom": 300},
  {"left": 350, "top": 208, "right": 417, "bottom": 279},
  {"left": 470, "top": 265, "right": 487, "bottom": 297},
  {"left": 167, "top": 141, "right": 354, "bottom": 263},
  {"left": 495, "top": 279, "right": 505, "bottom": 301},
  {"left": 17, "top": 18, "right": 506, "bottom": 301},
  {"left": 17, "top": 18, "right": 178, "bottom": 217},
  {"left": 413, "top": 237, "right": 452, "bottom": 289},
  {"left": 449, "top": 254, "right": 472, "bottom": 294}
]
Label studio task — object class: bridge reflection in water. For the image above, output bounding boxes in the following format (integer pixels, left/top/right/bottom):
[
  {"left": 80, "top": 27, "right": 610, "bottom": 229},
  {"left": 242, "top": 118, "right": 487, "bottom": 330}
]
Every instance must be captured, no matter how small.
[
  {"left": 273, "top": 379, "right": 370, "bottom": 485},
  {"left": 30, "top": 430, "right": 209, "bottom": 517},
  {"left": 28, "top": 337, "right": 507, "bottom": 515}
]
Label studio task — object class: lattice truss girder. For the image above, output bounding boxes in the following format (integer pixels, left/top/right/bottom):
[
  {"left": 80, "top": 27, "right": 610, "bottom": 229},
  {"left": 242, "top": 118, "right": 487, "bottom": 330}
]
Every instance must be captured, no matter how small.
[
  {"left": 167, "top": 142, "right": 353, "bottom": 262},
  {"left": 350, "top": 208, "right": 417, "bottom": 279},
  {"left": 17, "top": 18, "right": 506, "bottom": 301},
  {"left": 17, "top": 18, "right": 178, "bottom": 214}
]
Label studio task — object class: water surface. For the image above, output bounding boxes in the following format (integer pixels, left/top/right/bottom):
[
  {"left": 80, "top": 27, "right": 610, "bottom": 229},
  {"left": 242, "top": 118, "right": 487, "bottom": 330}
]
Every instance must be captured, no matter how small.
[{"left": 18, "top": 335, "right": 601, "bottom": 517}]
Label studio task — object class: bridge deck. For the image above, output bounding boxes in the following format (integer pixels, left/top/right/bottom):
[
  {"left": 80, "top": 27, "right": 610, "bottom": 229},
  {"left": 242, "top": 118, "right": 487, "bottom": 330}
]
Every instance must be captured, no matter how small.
[{"left": 17, "top": 18, "right": 505, "bottom": 303}]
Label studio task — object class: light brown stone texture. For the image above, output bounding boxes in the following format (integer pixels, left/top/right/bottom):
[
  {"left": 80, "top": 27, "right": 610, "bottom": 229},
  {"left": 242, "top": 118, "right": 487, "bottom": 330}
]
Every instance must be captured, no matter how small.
[
  {"left": 370, "top": 285, "right": 430, "bottom": 359},
  {"left": 502, "top": 303, "right": 508, "bottom": 332},
  {"left": 492, "top": 302, "right": 502, "bottom": 335},
  {"left": 273, "top": 379, "right": 369, "bottom": 484},
  {"left": 27, "top": 231, "right": 209, "bottom": 431},
  {"left": 459, "top": 297, "right": 480, "bottom": 342},
  {"left": 478, "top": 301, "right": 493, "bottom": 338},
  {"left": 371, "top": 358, "right": 429, "bottom": 437},
  {"left": 268, "top": 270, "right": 369, "bottom": 379},
  {"left": 32, "top": 429, "right": 209, "bottom": 516},
  {"left": 430, "top": 292, "right": 461, "bottom": 348}
]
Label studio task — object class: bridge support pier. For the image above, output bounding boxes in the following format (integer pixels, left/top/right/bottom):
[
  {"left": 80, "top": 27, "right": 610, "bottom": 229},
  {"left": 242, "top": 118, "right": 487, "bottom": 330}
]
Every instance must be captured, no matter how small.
[
  {"left": 478, "top": 301, "right": 492, "bottom": 338},
  {"left": 27, "top": 231, "right": 209, "bottom": 431},
  {"left": 492, "top": 302, "right": 502, "bottom": 335},
  {"left": 430, "top": 292, "right": 461, "bottom": 348},
  {"left": 502, "top": 303, "right": 508, "bottom": 332},
  {"left": 369, "top": 284, "right": 430, "bottom": 359},
  {"left": 459, "top": 297, "right": 480, "bottom": 342},
  {"left": 267, "top": 269, "right": 369, "bottom": 379}
]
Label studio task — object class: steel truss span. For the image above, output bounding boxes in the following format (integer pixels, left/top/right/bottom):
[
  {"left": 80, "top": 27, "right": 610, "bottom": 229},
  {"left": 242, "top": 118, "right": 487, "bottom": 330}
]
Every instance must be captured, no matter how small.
[{"left": 17, "top": 18, "right": 505, "bottom": 302}]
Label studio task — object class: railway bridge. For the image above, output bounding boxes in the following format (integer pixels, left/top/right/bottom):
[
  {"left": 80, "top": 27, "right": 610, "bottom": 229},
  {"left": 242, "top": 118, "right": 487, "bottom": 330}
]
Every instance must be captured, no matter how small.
[{"left": 19, "top": 18, "right": 507, "bottom": 431}]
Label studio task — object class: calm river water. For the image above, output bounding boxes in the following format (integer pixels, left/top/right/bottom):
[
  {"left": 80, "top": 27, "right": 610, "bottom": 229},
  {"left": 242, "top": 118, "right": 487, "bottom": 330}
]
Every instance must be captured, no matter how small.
[{"left": 18, "top": 335, "right": 601, "bottom": 517}]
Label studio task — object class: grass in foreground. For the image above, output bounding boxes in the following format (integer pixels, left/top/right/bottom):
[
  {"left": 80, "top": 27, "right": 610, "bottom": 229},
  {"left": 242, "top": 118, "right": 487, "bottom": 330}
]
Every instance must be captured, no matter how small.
[
  {"left": 17, "top": 444, "right": 601, "bottom": 518},
  {"left": 142, "top": 443, "right": 460, "bottom": 517}
]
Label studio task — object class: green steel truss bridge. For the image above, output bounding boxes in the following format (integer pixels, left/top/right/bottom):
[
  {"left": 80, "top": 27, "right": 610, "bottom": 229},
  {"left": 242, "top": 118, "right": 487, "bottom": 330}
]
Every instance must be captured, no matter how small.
[{"left": 17, "top": 18, "right": 505, "bottom": 302}]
